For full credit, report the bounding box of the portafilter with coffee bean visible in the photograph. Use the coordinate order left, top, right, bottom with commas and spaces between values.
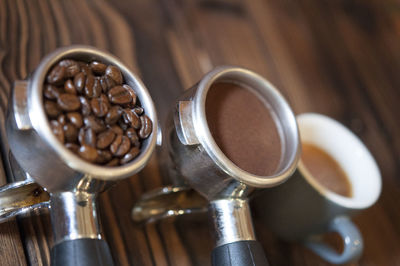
132, 66, 300, 266
0, 45, 158, 266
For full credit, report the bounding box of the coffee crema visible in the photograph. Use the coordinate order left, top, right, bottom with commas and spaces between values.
301, 143, 352, 197
205, 82, 282, 176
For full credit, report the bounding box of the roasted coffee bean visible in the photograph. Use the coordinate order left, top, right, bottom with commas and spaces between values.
50, 120, 64, 143
110, 135, 131, 157
97, 129, 116, 149
44, 84, 62, 100
57, 114, 67, 125
118, 119, 129, 131
83, 115, 106, 133
120, 147, 140, 164
105, 106, 122, 125
59, 59, 80, 77
122, 109, 141, 129
63, 123, 78, 143
95, 150, 113, 164
93, 78, 102, 97
79, 62, 92, 76
90, 61, 107, 75
74, 72, 86, 93
57, 93, 81, 111
64, 79, 77, 94
105, 158, 119, 167
108, 86, 132, 105
104, 75, 116, 89
79, 96, 91, 116
44, 101, 62, 118
91, 96, 109, 117
78, 145, 98, 162
84, 75, 95, 98
126, 128, 139, 145
139, 115, 152, 139
133, 107, 144, 115
105, 65, 123, 85
47, 65, 66, 85
110, 124, 124, 135
99, 76, 108, 93
67, 112, 83, 128
65, 143, 79, 153
78, 127, 96, 147
123, 85, 137, 107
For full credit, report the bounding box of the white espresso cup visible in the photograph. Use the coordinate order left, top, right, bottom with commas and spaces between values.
252, 113, 382, 264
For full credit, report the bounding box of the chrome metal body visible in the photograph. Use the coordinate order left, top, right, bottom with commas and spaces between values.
133, 66, 301, 253
0, 46, 158, 250
50, 192, 101, 245
209, 198, 255, 247
169, 66, 300, 200
6, 45, 158, 192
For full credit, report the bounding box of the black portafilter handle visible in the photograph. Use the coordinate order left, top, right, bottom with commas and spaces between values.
210, 199, 269, 266
51, 238, 114, 266
212, 240, 269, 266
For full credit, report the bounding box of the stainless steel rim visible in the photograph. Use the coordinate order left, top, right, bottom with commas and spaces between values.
193, 66, 300, 188
29, 45, 158, 180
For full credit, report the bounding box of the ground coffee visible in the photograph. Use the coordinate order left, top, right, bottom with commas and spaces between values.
206, 82, 282, 176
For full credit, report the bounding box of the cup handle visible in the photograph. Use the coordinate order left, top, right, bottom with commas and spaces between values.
304, 216, 363, 264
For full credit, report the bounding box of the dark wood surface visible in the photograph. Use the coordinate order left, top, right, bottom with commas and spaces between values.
0, 0, 399, 265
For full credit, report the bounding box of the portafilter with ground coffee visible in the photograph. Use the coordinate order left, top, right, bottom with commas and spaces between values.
132, 66, 300, 266
0, 46, 158, 266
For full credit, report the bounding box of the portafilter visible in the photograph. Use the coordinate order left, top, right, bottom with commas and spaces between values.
132, 66, 300, 266
0, 46, 158, 266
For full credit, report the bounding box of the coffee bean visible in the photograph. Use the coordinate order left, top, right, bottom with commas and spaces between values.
122, 109, 141, 129
59, 59, 80, 77
57, 114, 67, 125
84, 75, 95, 98
44, 84, 62, 100
78, 145, 98, 162
79, 62, 93, 76
99, 76, 108, 93
108, 86, 132, 105
105, 65, 123, 85
67, 112, 83, 128
126, 128, 139, 145
78, 127, 96, 147
90, 61, 107, 75
105, 158, 119, 166
105, 75, 116, 89
139, 115, 152, 139
110, 135, 131, 157
120, 147, 140, 164
57, 93, 81, 111
64, 79, 77, 95
133, 107, 144, 115
50, 120, 64, 143
123, 85, 137, 107
83, 115, 106, 133
63, 123, 78, 143
97, 129, 116, 149
118, 119, 129, 131
91, 96, 109, 117
44, 101, 62, 118
47, 65, 66, 85
105, 106, 122, 125
95, 149, 113, 164
110, 125, 124, 135
74, 72, 86, 93
92, 78, 102, 97
79, 96, 91, 116
65, 143, 79, 153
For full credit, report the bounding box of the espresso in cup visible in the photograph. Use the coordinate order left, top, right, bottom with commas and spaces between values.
205, 82, 282, 176
301, 143, 352, 197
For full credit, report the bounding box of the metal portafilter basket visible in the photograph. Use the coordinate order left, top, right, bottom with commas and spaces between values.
0, 46, 158, 266
132, 66, 300, 265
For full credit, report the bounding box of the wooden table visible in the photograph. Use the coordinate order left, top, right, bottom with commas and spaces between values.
0, 0, 399, 265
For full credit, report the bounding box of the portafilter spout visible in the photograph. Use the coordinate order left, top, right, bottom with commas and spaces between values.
132, 66, 300, 266
1, 46, 158, 266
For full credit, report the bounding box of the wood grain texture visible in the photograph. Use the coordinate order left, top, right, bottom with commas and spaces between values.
0, 0, 399, 265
